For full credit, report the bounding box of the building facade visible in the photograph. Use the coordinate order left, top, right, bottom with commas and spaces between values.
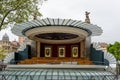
18, 37, 25, 46
0, 33, 20, 54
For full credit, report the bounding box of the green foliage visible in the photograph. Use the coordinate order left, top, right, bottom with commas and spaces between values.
107, 42, 120, 60
0, 46, 7, 54
0, 0, 42, 30
0, 47, 6, 60
0, 54, 5, 60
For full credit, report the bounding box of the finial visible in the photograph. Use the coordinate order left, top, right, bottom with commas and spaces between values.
85, 11, 90, 24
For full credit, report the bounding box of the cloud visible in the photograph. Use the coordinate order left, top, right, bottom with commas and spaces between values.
1, 0, 120, 43
40, 0, 120, 43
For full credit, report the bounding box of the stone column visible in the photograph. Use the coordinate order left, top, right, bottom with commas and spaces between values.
85, 36, 91, 58
80, 40, 85, 58
36, 41, 40, 57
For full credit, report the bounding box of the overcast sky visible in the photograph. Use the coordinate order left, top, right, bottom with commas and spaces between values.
0, 0, 120, 43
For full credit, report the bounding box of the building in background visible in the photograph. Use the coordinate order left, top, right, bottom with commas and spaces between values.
99, 42, 108, 52
18, 37, 25, 45
0, 33, 20, 54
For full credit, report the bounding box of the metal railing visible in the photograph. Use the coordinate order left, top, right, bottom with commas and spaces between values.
0, 60, 118, 80
0, 73, 117, 80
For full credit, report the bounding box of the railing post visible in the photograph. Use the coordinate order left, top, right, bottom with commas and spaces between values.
30, 75, 33, 80
76, 76, 78, 80
45, 75, 47, 80
15, 75, 19, 80
2, 75, 7, 80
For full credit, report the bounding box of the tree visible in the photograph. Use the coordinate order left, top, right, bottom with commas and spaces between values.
0, 54, 5, 60
0, 46, 6, 60
107, 42, 120, 74
0, 0, 43, 30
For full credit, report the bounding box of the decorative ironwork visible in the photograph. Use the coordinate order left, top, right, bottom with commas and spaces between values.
0, 69, 117, 80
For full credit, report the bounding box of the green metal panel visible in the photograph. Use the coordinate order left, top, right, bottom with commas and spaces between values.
90, 45, 104, 65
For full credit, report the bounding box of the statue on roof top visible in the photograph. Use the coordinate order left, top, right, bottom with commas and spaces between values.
85, 11, 90, 24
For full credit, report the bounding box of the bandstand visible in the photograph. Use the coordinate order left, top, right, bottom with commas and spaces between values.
0, 13, 117, 80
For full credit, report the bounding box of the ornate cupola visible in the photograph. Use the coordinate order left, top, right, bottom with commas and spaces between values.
2, 33, 9, 42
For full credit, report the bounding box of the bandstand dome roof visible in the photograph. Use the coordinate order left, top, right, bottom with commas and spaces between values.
11, 18, 103, 43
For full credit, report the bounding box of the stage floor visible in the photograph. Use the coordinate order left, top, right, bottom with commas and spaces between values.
6, 64, 107, 69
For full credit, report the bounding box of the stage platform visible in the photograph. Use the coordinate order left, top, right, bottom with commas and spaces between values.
6, 64, 107, 70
